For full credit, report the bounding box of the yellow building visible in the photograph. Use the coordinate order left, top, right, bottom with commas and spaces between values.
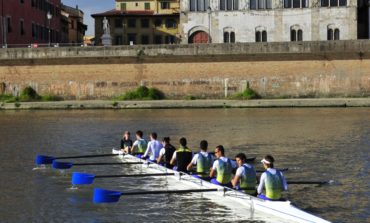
92, 0, 179, 45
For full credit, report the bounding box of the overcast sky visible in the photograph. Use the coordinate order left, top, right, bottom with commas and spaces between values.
62, 0, 115, 36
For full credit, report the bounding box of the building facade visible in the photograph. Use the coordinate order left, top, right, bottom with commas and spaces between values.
0, 0, 61, 47
92, 0, 180, 45
180, 0, 359, 43
61, 4, 87, 45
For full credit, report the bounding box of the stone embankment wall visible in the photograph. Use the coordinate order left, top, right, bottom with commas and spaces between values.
0, 40, 370, 99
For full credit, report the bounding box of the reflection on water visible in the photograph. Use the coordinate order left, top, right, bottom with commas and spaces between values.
0, 108, 369, 223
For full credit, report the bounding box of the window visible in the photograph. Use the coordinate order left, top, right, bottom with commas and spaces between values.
155, 35, 162, 44
127, 33, 136, 44
327, 28, 340, 40
7, 17, 11, 33
165, 35, 175, 44
32, 23, 35, 37
284, 0, 308, 8
115, 35, 123, 45
141, 35, 149, 44
121, 3, 126, 10
128, 19, 136, 28
190, 0, 209, 11
135, 2, 139, 6
321, 0, 346, 6
291, 28, 303, 41
115, 19, 123, 28
141, 19, 149, 28
224, 31, 236, 43
31, 0, 36, 7
165, 19, 177, 29
255, 30, 267, 42
145, 2, 150, 9
161, 2, 170, 9
20, 20, 25, 35
20, 0, 24, 4
224, 32, 229, 43
250, 0, 272, 9
220, 0, 238, 10
230, 32, 235, 43
154, 19, 162, 27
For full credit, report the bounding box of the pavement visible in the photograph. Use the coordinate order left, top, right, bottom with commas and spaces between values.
1, 98, 370, 110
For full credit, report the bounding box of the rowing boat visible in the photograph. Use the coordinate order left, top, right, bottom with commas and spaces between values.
112, 149, 330, 223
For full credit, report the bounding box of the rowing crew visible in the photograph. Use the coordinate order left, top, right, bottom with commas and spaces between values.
120, 130, 288, 201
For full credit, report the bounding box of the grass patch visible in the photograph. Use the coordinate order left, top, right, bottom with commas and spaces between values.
116, 86, 165, 100
1, 87, 64, 103
230, 87, 261, 100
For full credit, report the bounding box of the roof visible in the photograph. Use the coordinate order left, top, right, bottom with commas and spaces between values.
91, 9, 179, 17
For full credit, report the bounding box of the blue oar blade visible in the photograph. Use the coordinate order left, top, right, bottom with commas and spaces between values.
72, 172, 95, 185
35, 155, 55, 165
52, 160, 73, 169
93, 188, 122, 203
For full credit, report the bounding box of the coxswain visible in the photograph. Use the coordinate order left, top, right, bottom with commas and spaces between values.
186, 140, 214, 180
142, 132, 162, 162
131, 130, 148, 158
231, 153, 257, 195
121, 131, 133, 154
209, 145, 237, 187
257, 155, 288, 201
157, 137, 176, 168
170, 137, 193, 172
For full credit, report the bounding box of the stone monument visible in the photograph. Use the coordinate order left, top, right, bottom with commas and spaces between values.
101, 17, 112, 46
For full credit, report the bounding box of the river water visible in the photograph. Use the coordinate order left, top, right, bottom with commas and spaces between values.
0, 108, 368, 223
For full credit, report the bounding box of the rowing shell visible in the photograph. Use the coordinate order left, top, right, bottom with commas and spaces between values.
112, 149, 330, 223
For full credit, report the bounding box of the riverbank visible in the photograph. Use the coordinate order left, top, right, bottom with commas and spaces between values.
1, 98, 370, 109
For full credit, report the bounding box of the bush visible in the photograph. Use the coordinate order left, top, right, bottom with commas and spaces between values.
231, 87, 261, 100
117, 86, 165, 100
41, 95, 64, 101
19, 86, 40, 101
184, 95, 196, 100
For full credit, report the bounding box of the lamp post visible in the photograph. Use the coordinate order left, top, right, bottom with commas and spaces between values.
47, 11, 52, 47
207, 6, 211, 43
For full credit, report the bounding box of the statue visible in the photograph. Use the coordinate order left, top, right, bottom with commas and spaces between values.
101, 17, 112, 46
102, 17, 110, 35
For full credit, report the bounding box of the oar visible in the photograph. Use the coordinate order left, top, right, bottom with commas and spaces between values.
52, 160, 143, 169
287, 180, 329, 185
93, 187, 223, 203
35, 153, 121, 165
72, 172, 175, 185
256, 168, 288, 173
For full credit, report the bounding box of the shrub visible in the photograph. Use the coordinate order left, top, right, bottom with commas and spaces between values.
117, 86, 165, 100
231, 87, 261, 100
19, 86, 40, 101
184, 95, 196, 100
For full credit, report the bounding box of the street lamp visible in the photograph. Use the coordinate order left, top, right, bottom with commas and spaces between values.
207, 6, 211, 43
47, 11, 52, 47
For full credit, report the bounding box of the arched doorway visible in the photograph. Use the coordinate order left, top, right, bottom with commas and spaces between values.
189, 31, 209, 43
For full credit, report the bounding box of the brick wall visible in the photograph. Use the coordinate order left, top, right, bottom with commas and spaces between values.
1, 41, 370, 99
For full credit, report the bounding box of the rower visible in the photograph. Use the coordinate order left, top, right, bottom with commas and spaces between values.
186, 140, 214, 180
131, 130, 148, 158
257, 155, 288, 201
231, 153, 257, 195
121, 131, 133, 154
209, 145, 237, 187
157, 137, 176, 168
170, 137, 193, 172
142, 132, 162, 162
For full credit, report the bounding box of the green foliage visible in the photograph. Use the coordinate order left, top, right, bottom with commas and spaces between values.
112, 101, 118, 107
0, 94, 15, 102
117, 86, 165, 100
19, 86, 40, 101
184, 95, 197, 100
41, 95, 64, 101
14, 102, 21, 108
231, 87, 261, 100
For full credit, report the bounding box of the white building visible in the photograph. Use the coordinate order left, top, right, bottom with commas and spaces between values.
179, 0, 358, 43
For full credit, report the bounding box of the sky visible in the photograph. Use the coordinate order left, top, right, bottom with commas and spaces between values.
62, 0, 115, 36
